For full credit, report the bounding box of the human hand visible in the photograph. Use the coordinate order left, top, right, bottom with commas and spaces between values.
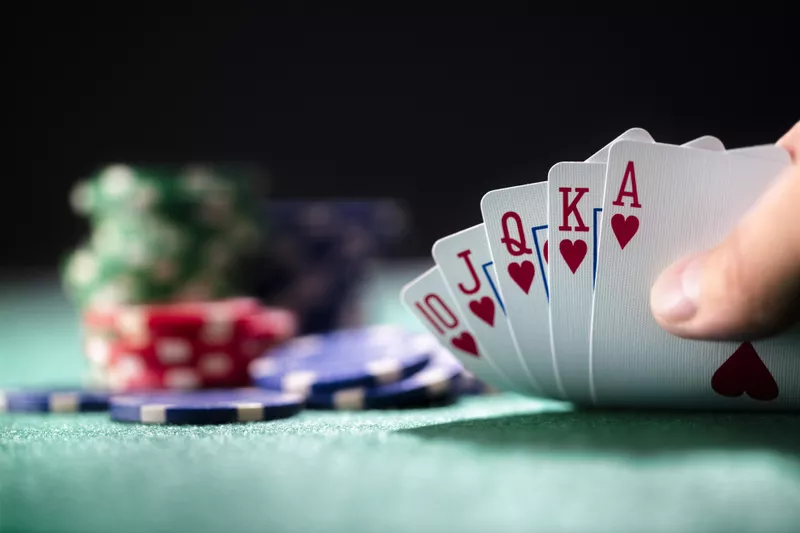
650, 121, 800, 341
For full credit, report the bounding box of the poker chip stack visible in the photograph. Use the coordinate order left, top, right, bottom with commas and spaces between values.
249, 325, 489, 410
82, 298, 297, 392
61, 163, 297, 391
63, 163, 262, 307
252, 199, 409, 335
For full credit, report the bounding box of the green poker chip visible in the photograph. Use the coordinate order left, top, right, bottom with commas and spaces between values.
70, 164, 260, 223
64, 163, 264, 309
61, 246, 239, 308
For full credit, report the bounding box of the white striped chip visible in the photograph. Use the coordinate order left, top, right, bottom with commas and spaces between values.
366, 324, 402, 345
119, 309, 148, 346
69, 181, 91, 213
85, 336, 111, 366
132, 183, 158, 210
285, 335, 323, 358
124, 242, 150, 268
333, 389, 365, 410
163, 369, 200, 390
236, 403, 264, 422
249, 357, 277, 376
365, 358, 402, 384
69, 250, 98, 285
100, 165, 135, 197
201, 308, 235, 345
108, 354, 145, 390
156, 338, 192, 365
199, 352, 233, 377
282, 372, 317, 395
91, 277, 136, 306
49, 393, 80, 413
140, 405, 167, 424
415, 366, 452, 396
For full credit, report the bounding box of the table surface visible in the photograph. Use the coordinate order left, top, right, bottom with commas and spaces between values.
2, 264, 800, 533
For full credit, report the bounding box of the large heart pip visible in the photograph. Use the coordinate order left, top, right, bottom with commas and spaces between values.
451, 331, 479, 357
711, 342, 779, 401
507, 260, 535, 294
611, 214, 639, 250
559, 238, 588, 274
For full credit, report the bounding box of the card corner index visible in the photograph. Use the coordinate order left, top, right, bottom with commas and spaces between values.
430, 235, 449, 258
623, 127, 654, 142
480, 189, 500, 212
548, 161, 571, 178
399, 266, 437, 300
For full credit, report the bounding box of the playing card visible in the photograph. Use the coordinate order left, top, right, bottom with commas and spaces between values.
546, 161, 606, 403
679, 135, 726, 152
480, 182, 564, 398
728, 144, 792, 163
590, 140, 800, 408
400, 266, 513, 391
479, 128, 668, 400
432, 225, 540, 395
545, 134, 724, 402
585, 128, 655, 163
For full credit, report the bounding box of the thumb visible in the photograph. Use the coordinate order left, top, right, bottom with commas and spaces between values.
650, 121, 800, 341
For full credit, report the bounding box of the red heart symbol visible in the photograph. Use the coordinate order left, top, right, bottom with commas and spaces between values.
544, 240, 549, 263
711, 342, 778, 401
611, 214, 639, 250
559, 239, 587, 274
468, 296, 495, 327
507, 261, 535, 294
451, 331, 479, 357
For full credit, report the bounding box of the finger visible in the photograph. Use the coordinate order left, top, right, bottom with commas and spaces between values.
649, 146, 800, 341
778, 120, 800, 160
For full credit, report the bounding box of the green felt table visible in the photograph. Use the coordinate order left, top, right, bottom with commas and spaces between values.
2, 264, 800, 533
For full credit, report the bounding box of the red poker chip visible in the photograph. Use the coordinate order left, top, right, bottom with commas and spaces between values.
83, 298, 261, 337
106, 344, 254, 391
83, 299, 294, 348
82, 300, 297, 392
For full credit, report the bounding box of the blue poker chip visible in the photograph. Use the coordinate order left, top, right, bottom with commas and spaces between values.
109, 388, 305, 425
456, 372, 495, 396
305, 341, 464, 410
0, 387, 110, 413
250, 325, 433, 394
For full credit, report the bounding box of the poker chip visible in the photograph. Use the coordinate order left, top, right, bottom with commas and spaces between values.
249, 325, 433, 395
456, 372, 495, 396
83, 297, 263, 339
62, 164, 262, 309
252, 199, 408, 334
81, 299, 297, 392
304, 343, 464, 410
0, 387, 110, 413
109, 388, 304, 425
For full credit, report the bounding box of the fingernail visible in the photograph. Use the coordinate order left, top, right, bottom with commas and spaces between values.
651, 255, 704, 323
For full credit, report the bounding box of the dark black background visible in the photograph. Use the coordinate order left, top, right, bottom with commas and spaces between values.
7, 15, 798, 269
